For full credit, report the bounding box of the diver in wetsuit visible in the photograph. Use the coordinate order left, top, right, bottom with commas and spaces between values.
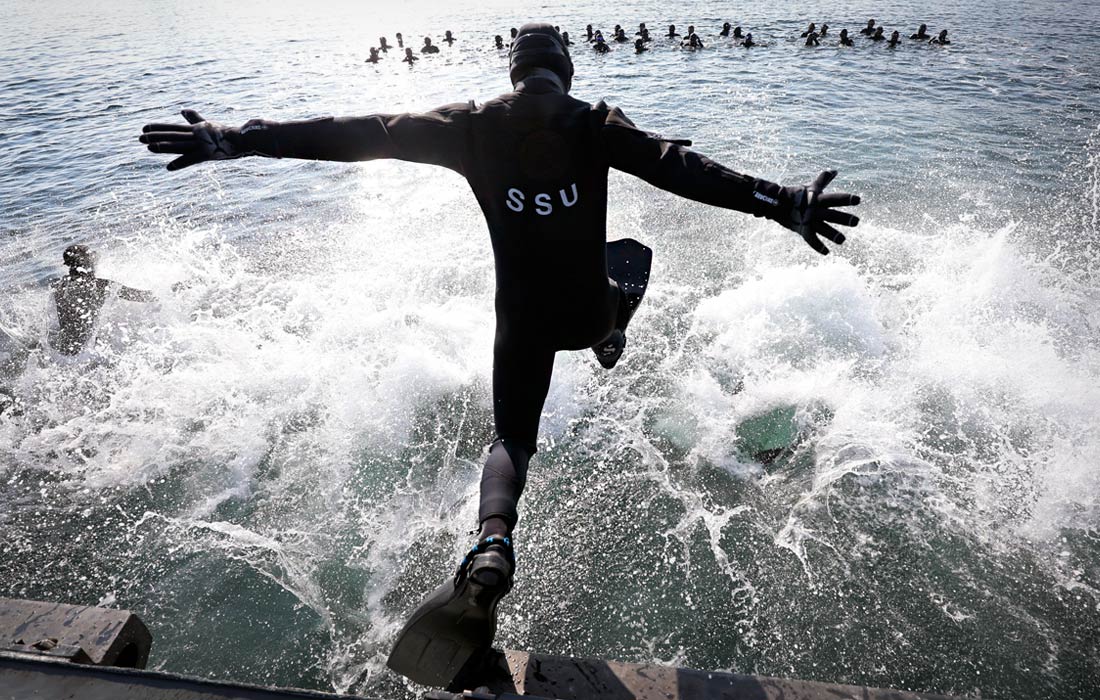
801, 22, 817, 38
614, 28, 629, 42
636, 22, 647, 36
667, 24, 679, 39
733, 25, 744, 39
494, 35, 505, 50
887, 30, 901, 47
444, 30, 456, 46
396, 33, 404, 49
871, 26, 886, 41
379, 36, 391, 52
860, 19, 876, 35
49, 245, 155, 356
138, 22, 861, 685
911, 24, 930, 40
838, 28, 854, 46
819, 23, 829, 36
422, 37, 440, 53
682, 32, 704, 49
593, 34, 611, 52
585, 24, 594, 41
562, 31, 572, 45
402, 48, 418, 63
635, 38, 647, 53
805, 31, 820, 47
366, 47, 381, 63
742, 32, 756, 47
720, 22, 731, 37
930, 29, 950, 45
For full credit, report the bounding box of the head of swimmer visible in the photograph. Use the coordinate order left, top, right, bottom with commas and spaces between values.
63, 244, 98, 276
509, 23, 574, 93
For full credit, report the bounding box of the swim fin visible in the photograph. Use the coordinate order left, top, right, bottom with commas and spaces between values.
386, 536, 515, 688
593, 238, 652, 369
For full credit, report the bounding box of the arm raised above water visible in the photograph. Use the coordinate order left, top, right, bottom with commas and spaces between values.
139, 106, 471, 174
600, 104, 861, 255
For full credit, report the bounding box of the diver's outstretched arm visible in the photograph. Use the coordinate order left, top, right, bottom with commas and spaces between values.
140, 107, 470, 173
601, 105, 860, 255
115, 285, 156, 303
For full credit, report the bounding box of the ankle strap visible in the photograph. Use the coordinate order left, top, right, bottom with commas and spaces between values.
454, 535, 515, 583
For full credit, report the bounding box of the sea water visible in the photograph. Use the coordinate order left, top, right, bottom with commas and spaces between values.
1, 0, 1098, 697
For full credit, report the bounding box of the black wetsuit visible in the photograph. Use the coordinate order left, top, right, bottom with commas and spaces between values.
50, 274, 153, 355
227, 77, 786, 529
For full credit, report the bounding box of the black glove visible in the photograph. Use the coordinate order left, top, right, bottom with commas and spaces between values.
139, 110, 246, 171
756, 170, 861, 255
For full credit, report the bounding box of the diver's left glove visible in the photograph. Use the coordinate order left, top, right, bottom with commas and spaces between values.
139, 110, 251, 171
753, 170, 861, 255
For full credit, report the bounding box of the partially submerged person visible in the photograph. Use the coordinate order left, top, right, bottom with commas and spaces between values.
561, 31, 572, 45
742, 32, 756, 47
860, 19, 876, 36
636, 22, 647, 36
804, 31, 820, 47
910, 23, 930, 40
930, 29, 950, 45
422, 37, 440, 53
800, 22, 817, 38
720, 22, 731, 37
593, 34, 611, 52
494, 35, 505, 50
585, 24, 594, 41
887, 30, 901, 47
49, 245, 154, 356
667, 23, 679, 39
396, 32, 404, 48
139, 22, 860, 688
682, 32, 704, 49
614, 28, 629, 42
402, 47, 418, 63
634, 37, 647, 53
733, 25, 744, 39
819, 23, 829, 36
378, 36, 391, 52
838, 28, 854, 46
639, 27, 651, 42
871, 26, 886, 41
443, 30, 456, 45
366, 47, 381, 63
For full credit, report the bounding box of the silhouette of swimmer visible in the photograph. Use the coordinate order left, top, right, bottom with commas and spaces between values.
887, 30, 901, 47
636, 22, 647, 36
720, 22, 731, 37
379, 36, 391, 52
860, 19, 876, 36
367, 47, 381, 63
396, 32, 404, 48
741, 33, 756, 47
804, 32, 820, 47
682, 32, 704, 49
930, 29, 950, 45
733, 26, 744, 39
667, 24, 679, 39
801, 22, 817, 38
871, 26, 885, 41
444, 30, 455, 45
510, 27, 518, 40
838, 28, 854, 46
562, 31, 572, 45
403, 48, 418, 63
635, 38, 647, 53
819, 23, 829, 36
614, 28, 629, 42
495, 35, 505, 49
593, 35, 611, 53
586, 24, 594, 41
422, 37, 440, 53
911, 24, 930, 40
50, 245, 155, 356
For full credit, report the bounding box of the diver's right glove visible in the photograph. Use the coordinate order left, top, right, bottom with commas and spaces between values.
753, 170, 861, 255
139, 109, 256, 171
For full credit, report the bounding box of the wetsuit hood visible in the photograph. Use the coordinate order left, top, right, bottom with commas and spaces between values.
509, 22, 573, 93
63, 244, 97, 274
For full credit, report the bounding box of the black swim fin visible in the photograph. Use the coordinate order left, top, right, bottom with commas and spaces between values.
593, 238, 652, 369
386, 536, 514, 688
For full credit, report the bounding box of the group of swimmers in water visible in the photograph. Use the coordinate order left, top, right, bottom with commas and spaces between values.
365, 19, 952, 64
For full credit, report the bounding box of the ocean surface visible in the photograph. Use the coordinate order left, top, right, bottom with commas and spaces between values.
1, 0, 1099, 697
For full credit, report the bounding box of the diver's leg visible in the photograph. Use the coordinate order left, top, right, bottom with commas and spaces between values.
478, 330, 556, 539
